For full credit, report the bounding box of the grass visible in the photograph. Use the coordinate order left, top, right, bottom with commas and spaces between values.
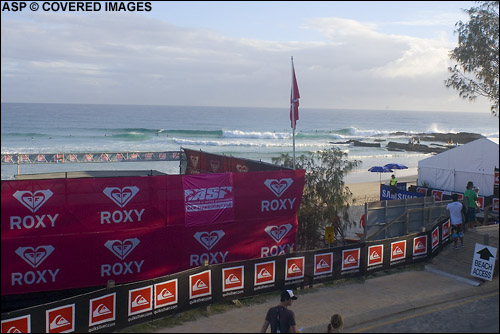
116, 262, 426, 333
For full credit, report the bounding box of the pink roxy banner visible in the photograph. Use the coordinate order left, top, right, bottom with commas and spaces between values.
1, 169, 304, 295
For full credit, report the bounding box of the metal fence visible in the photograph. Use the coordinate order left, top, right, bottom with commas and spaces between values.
365, 196, 451, 241
1, 151, 184, 164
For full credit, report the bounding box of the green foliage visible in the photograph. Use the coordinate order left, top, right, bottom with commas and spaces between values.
445, 1, 499, 116
272, 148, 360, 250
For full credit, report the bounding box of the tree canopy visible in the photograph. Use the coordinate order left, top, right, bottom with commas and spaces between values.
272, 148, 360, 250
445, 1, 499, 117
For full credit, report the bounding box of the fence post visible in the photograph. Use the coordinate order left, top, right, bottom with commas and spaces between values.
384, 200, 388, 239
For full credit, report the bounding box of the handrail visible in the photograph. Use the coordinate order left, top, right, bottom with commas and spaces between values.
366, 203, 449, 240
482, 203, 498, 225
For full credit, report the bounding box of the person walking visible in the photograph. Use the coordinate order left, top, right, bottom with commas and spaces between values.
260, 290, 298, 333
464, 181, 478, 229
327, 314, 344, 333
446, 193, 464, 249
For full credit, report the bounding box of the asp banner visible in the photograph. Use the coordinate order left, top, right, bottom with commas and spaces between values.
1, 169, 305, 295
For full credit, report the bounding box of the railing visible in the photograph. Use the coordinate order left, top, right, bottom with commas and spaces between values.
1, 151, 184, 164
482, 203, 498, 225
365, 197, 451, 241
1, 151, 186, 176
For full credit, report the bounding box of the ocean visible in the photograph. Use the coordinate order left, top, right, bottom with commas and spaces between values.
1, 102, 498, 182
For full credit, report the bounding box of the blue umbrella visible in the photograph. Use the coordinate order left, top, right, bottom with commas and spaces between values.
384, 163, 408, 177
383, 163, 408, 170
368, 166, 393, 184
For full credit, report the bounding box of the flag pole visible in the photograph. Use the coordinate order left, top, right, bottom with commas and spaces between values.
291, 56, 296, 170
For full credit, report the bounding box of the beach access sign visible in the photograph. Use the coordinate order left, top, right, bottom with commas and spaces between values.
470, 243, 497, 281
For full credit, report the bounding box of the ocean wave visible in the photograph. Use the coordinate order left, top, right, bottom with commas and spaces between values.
347, 152, 432, 160
222, 130, 291, 139
172, 138, 328, 148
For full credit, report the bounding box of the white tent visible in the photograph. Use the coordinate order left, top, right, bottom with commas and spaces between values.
417, 137, 499, 196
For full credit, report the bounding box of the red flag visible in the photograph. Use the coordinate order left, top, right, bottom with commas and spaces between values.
290, 62, 300, 129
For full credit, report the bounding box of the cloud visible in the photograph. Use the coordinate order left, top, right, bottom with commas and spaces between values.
0, 11, 491, 112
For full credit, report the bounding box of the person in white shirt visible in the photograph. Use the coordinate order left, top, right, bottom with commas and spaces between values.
446, 193, 464, 249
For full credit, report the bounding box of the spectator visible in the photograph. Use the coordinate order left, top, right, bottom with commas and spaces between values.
327, 314, 344, 333
446, 193, 464, 248
261, 290, 298, 333
464, 181, 478, 229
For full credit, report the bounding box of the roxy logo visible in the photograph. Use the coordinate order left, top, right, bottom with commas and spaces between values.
13, 190, 53, 213
264, 178, 293, 197
191, 231, 228, 266
104, 238, 140, 260
193, 231, 225, 250
15, 245, 54, 268
12, 245, 60, 286
265, 224, 292, 243
103, 186, 139, 208
102, 238, 144, 277
261, 178, 296, 212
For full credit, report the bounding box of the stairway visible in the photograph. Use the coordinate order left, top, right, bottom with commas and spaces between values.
425, 224, 499, 285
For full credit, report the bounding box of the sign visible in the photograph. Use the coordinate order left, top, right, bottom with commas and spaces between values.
341, 248, 360, 271
380, 185, 425, 201
285, 257, 304, 280
314, 252, 333, 276
325, 226, 334, 244
1, 315, 31, 333
367, 244, 384, 267
470, 243, 497, 281
46, 304, 75, 333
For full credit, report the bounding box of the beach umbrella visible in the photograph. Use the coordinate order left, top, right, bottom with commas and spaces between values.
383, 163, 408, 170
383, 163, 408, 176
368, 166, 393, 184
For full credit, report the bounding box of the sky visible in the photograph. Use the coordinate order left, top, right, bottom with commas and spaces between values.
0, 1, 493, 113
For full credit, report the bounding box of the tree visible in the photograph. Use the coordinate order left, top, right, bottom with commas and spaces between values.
445, 1, 499, 117
272, 148, 360, 250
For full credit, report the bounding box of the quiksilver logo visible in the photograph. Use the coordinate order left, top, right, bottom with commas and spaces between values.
15, 245, 55, 268
265, 224, 292, 243
103, 186, 139, 208
193, 231, 225, 250
225, 274, 240, 285
158, 289, 174, 300
316, 259, 330, 269
13, 190, 53, 213
257, 268, 272, 279
264, 178, 293, 197
132, 295, 148, 307
393, 246, 404, 256
288, 264, 302, 274
344, 255, 357, 264
93, 304, 111, 317
369, 251, 381, 261
50, 315, 70, 330
193, 279, 208, 291
104, 238, 140, 260
415, 241, 425, 250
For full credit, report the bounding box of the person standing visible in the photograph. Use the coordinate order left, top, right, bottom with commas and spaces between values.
446, 193, 464, 248
260, 290, 298, 333
327, 314, 344, 333
390, 175, 398, 194
464, 181, 478, 229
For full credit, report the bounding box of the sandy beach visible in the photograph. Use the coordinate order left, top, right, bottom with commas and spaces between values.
346, 174, 418, 205
342, 175, 418, 238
